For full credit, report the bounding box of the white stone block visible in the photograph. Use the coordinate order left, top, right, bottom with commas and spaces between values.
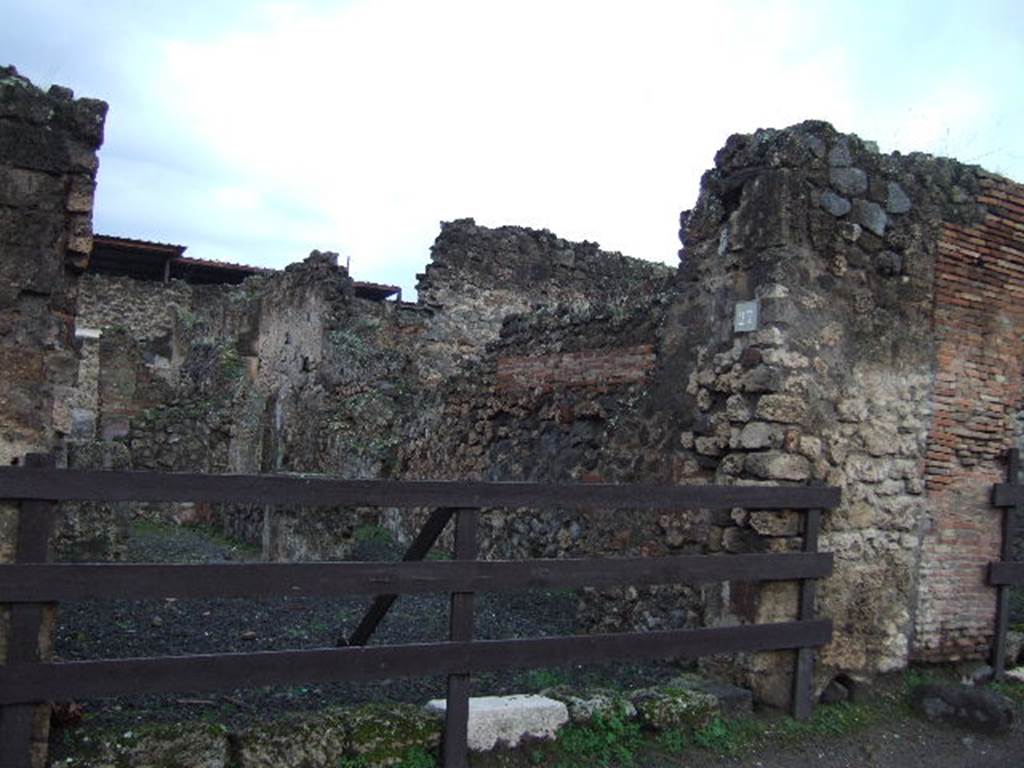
425, 694, 568, 752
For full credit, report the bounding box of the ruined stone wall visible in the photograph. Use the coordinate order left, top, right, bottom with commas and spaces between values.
663, 121, 1024, 701
0, 65, 106, 767
7, 60, 1023, 726
415, 218, 674, 382
70, 220, 676, 562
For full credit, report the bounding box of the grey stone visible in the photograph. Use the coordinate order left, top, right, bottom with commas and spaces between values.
739, 421, 776, 449
725, 394, 751, 422
755, 393, 807, 424
668, 674, 753, 715
630, 687, 719, 732
745, 451, 811, 481
851, 199, 887, 237
910, 683, 1014, 734
876, 250, 903, 276
799, 132, 826, 159
886, 181, 912, 214
828, 140, 852, 167
819, 190, 851, 217
81, 723, 229, 768
542, 686, 636, 725
829, 167, 868, 197
838, 221, 862, 241
1006, 630, 1024, 666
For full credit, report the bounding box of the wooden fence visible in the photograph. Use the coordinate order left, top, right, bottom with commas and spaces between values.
0, 456, 839, 767
990, 448, 1024, 677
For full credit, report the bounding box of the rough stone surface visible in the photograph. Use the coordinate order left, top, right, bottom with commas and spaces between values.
234, 710, 350, 768
235, 704, 439, 767
53, 723, 228, 768
829, 167, 868, 196
819, 190, 852, 217
667, 673, 754, 715
630, 687, 720, 732
850, 198, 888, 236
542, 686, 637, 725
886, 181, 912, 213
0, 65, 106, 768
425, 695, 568, 751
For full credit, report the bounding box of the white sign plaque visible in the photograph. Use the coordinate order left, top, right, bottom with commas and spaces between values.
734, 299, 760, 333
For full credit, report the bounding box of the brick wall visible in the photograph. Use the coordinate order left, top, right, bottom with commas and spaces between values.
496, 345, 656, 391
914, 174, 1024, 660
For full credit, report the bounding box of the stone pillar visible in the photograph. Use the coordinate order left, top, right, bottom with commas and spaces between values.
0, 65, 106, 766
668, 120, 1021, 705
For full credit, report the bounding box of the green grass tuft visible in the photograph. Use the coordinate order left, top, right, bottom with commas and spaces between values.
555, 707, 644, 768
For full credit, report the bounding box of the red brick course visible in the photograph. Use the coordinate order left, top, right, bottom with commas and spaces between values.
915, 174, 1024, 660
496, 345, 656, 392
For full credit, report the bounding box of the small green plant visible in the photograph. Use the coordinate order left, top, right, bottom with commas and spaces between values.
990, 679, 1024, 705
523, 668, 566, 691
219, 346, 244, 380
353, 524, 395, 545
395, 747, 435, 768
337, 747, 434, 768
692, 715, 759, 755
555, 706, 643, 768
775, 701, 879, 742
655, 728, 688, 755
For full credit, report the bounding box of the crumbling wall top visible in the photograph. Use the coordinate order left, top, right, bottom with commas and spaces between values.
0, 65, 107, 158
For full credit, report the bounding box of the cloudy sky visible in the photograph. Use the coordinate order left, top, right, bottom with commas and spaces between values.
2, 1, 1022, 296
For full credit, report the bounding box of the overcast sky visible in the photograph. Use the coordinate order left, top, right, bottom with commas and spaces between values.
3, 1, 1022, 296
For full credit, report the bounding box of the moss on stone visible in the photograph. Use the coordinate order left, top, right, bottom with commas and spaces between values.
234, 708, 350, 767
630, 687, 719, 733
346, 702, 440, 766
56, 721, 228, 768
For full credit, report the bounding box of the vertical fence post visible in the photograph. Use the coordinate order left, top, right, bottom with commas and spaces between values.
443, 508, 478, 768
993, 449, 1019, 679
791, 507, 821, 720
0, 453, 58, 768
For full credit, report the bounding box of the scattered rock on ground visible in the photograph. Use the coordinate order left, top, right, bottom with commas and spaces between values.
910, 683, 1015, 734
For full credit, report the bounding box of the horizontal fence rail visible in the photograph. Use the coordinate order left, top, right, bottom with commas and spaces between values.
0, 620, 833, 705
0, 467, 840, 509
0, 552, 834, 601
993, 483, 1024, 507
0, 462, 840, 768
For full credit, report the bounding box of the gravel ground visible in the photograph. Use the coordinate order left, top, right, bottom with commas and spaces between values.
52, 521, 682, 732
